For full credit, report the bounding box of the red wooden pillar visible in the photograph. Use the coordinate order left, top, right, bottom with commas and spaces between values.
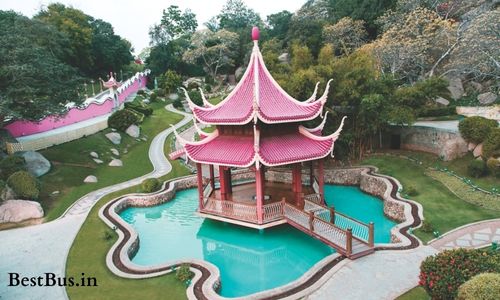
219, 166, 227, 200
196, 163, 204, 209
309, 161, 314, 187
255, 166, 264, 224
318, 159, 325, 204
209, 164, 215, 189
226, 168, 232, 194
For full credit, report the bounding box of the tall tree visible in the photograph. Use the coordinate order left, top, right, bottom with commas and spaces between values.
266, 11, 293, 42
0, 11, 81, 125
323, 17, 368, 56
149, 5, 197, 46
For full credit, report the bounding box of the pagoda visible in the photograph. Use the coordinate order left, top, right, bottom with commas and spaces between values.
170, 27, 374, 258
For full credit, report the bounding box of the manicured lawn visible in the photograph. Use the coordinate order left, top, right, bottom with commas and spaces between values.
209, 95, 224, 105
396, 286, 429, 300
39, 101, 184, 220
66, 132, 191, 300
360, 155, 499, 242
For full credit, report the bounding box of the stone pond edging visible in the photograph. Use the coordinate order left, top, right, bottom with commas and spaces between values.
99, 166, 424, 300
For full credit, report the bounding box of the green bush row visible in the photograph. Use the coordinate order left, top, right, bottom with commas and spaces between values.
124, 102, 153, 117
459, 116, 498, 144
108, 109, 139, 131
141, 178, 161, 193
6, 171, 41, 201
418, 106, 456, 117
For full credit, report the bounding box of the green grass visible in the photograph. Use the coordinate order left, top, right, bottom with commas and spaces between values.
39, 101, 184, 220
209, 95, 224, 105
396, 286, 429, 300
360, 155, 499, 242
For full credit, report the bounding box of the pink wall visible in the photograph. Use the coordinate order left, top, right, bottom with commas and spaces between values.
5, 73, 148, 138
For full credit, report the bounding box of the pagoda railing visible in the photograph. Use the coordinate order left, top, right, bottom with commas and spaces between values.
304, 193, 322, 205
201, 199, 285, 224
263, 202, 283, 223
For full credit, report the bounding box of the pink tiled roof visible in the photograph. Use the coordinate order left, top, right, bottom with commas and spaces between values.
184, 135, 255, 167
186, 40, 331, 125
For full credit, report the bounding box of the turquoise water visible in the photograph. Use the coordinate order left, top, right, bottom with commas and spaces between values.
119, 185, 396, 297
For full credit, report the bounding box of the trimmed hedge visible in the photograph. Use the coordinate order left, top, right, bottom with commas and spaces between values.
419, 248, 500, 300
418, 106, 456, 117
141, 178, 161, 193
6, 171, 41, 200
0, 155, 26, 180
458, 116, 498, 144
457, 273, 500, 300
108, 109, 139, 131
124, 102, 153, 117
486, 157, 500, 178
483, 128, 500, 158
173, 99, 183, 110
467, 159, 487, 178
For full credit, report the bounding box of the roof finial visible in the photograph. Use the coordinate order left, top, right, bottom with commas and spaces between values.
251, 26, 260, 41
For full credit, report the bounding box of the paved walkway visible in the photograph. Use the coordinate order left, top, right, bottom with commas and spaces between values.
308, 247, 437, 300
0, 105, 192, 300
412, 120, 459, 132
430, 219, 500, 251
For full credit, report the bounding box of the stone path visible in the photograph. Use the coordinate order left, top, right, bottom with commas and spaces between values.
412, 120, 459, 132
0, 105, 192, 300
430, 219, 500, 251
308, 247, 438, 300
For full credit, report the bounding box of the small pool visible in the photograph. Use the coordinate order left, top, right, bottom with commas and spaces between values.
119, 185, 396, 297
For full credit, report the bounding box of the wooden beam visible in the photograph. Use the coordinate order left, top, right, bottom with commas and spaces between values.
369, 222, 374, 248
346, 228, 353, 257
196, 163, 204, 209
209, 164, 214, 189
309, 161, 314, 187
255, 166, 264, 224
219, 165, 227, 200
318, 159, 325, 204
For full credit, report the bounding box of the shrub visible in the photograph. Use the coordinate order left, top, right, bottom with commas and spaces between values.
173, 99, 183, 110
419, 248, 500, 300
188, 90, 203, 106
108, 109, 139, 131
467, 159, 487, 178
204, 84, 212, 93
458, 116, 498, 144
486, 157, 500, 178
420, 221, 434, 233
102, 229, 114, 241
149, 92, 158, 102
457, 273, 500, 300
136, 89, 145, 95
155, 88, 166, 97
141, 178, 161, 193
6, 171, 40, 200
204, 75, 215, 85
175, 263, 193, 282
124, 102, 153, 117
418, 106, 456, 117
405, 185, 419, 196
0, 155, 26, 180
159, 70, 181, 93
483, 128, 500, 158
187, 81, 200, 90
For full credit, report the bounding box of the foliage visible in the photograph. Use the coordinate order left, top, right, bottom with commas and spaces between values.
405, 185, 419, 196
158, 70, 182, 94
486, 158, 500, 178
290, 43, 314, 71
418, 106, 456, 117
108, 109, 139, 132
0, 11, 81, 124
266, 11, 293, 41
149, 5, 197, 46
6, 171, 41, 201
141, 178, 161, 193
323, 17, 367, 56
149, 92, 158, 102
173, 99, 183, 110
0, 155, 26, 180
420, 221, 434, 233
457, 273, 500, 300
124, 103, 153, 117
175, 263, 193, 282
467, 159, 487, 178
287, 16, 324, 58
419, 248, 500, 300
483, 128, 500, 159
187, 90, 203, 107
183, 29, 239, 77
458, 116, 498, 144
155, 89, 166, 97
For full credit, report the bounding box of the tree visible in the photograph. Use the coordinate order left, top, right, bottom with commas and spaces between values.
323, 17, 368, 56
158, 70, 182, 94
149, 5, 197, 46
266, 11, 293, 41
0, 11, 81, 125
183, 29, 239, 78
35, 3, 94, 73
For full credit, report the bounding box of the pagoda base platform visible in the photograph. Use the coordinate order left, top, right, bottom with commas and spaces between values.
196, 211, 287, 229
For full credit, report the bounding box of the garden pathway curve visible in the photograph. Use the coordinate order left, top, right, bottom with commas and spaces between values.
430, 219, 500, 251
0, 105, 192, 300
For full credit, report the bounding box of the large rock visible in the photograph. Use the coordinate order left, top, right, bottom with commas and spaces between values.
168, 93, 179, 100
469, 81, 484, 93
473, 143, 483, 158
435, 96, 450, 106
21, 151, 51, 177
468, 142, 477, 152
90, 151, 99, 158
125, 125, 140, 138
84, 175, 98, 183
93, 158, 103, 164
447, 77, 465, 100
278, 53, 289, 63
477, 92, 497, 105
110, 148, 119, 156
440, 138, 468, 161
0, 200, 44, 223
0, 186, 17, 201
235, 67, 244, 80
105, 132, 121, 145
108, 159, 123, 167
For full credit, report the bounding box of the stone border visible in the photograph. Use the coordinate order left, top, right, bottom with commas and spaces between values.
99, 166, 423, 299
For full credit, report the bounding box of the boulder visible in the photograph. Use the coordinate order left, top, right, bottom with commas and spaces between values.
473, 143, 483, 158
105, 132, 121, 145
469, 81, 484, 93
440, 137, 468, 161
84, 175, 98, 183
278, 53, 289, 63
168, 93, 179, 100
125, 125, 140, 138
477, 92, 497, 105
435, 96, 450, 106
142, 99, 150, 104
0, 200, 44, 223
108, 159, 123, 167
22, 151, 51, 177
468, 142, 477, 152
93, 158, 103, 164
1, 186, 17, 201
110, 148, 119, 156
51, 191, 60, 195
447, 77, 465, 100
235, 67, 244, 80
90, 151, 99, 158
227, 74, 236, 85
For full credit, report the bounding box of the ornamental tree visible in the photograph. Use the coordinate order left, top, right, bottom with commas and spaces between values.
323, 17, 367, 56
